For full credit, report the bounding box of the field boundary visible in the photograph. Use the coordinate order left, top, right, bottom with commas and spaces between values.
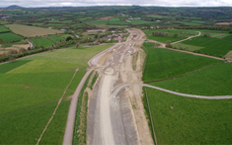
144, 87, 158, 145
145, 61, 224, 83
36, 69, 79, 145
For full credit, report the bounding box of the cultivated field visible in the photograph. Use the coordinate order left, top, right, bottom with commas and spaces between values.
142, 42, 221, 82
6, 24, 63, 37
181, 36, 232, 57
145, 88, 232, 144
151, 62, 232, 96
0, 25, 10, 33
0, 32, 24, 43
144, 29, 198, 43
0, 44, 113, 144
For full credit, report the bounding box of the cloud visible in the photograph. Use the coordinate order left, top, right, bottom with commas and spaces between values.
0, 0, 232, 7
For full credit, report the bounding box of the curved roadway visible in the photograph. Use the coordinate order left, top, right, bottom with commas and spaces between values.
112, 83, 232, 100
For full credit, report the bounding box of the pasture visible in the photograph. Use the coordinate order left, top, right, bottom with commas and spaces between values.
30, 37, 55, 48
6, 24, 63, 37
145, 88, 232, 144
151, 62, 232, 96
181, 36, 232, 57
144, 29, 198, 43
142, 42, 220, 82
0, 32, 24, 43
0, 44, 113, 144
129, 20, 156, 25
0, 25, 10, 33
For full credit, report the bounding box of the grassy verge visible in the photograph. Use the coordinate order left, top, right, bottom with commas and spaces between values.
73, 71, 99, 144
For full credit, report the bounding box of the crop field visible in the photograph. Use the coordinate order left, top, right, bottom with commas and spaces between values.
171, 43, 204, 51
145, 88, 232, 144
129, 20, 156, 25
222, 34, 232, 41
86, 20, 107, 25
30, 37, 55, 48
0, 25, 10, 33
6, 24, 63, 37
0, 44, 113, 144
181, 36, 232, 57
151, 62, 232, 96
0, 32, 24, 43
144, 29, 198, 43
142, 43, 220, 82
47, 35, 66, 43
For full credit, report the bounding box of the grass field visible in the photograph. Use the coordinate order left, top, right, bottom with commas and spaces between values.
181, 36, 232, 57
6, 24, 63, 37
0, 44, 113, 144
0, 32, 24, 43
145, 88, 232, 144
171, 43, 204, 51
30, 37, 55, 48
144, 29, 198, 43
142, 42, 220, 82
222, 34, 232, 41
0, 25, 10, 33
151, 62, 232, 96
47, 35, 66, 43
129, 20, 156, 25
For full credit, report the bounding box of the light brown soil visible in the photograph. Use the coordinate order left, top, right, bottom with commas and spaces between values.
0, 43, 30, 55
65, 95, 73, 101
98, 52, 112, 66
211, 33, 226, 37
99, 16, 113, 20
225, 50, 232, 61
216, 22, 232, 25
24, 86, 31, 89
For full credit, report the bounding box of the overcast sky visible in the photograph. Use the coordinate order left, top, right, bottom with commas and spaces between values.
1, 0, 232, 7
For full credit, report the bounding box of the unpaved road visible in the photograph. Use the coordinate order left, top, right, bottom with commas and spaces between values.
112, 83, 232, 100
87, 28, 153, 145
171, 31, 201, 44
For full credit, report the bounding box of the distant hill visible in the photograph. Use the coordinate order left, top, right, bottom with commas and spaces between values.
6, 5, 23, 9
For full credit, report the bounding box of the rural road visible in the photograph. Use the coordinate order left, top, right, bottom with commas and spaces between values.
62, 44, 119, 145
171, 31, 201, 44
112, 83, 232, 100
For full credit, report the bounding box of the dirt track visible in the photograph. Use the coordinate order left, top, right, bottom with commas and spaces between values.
112, 83, 232, 100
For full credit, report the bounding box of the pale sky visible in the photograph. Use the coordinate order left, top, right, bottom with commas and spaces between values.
0, 0, 232, 7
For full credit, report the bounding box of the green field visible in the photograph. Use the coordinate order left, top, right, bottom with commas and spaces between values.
6, 24, 63, 37
151, 62, 232, 96
181, 36, 232, 57
129, 20, 156, 25
47, 35, 66, 43
0, 25, 10, 33
144, 29, 198, 43
145, 88, 232, 144
30, 37, 55, 48
142, 42, 220, 82
0, 44, 113, 144
222, 34, 232, 41
171, 43, 204, 51
0, 32, 24, 43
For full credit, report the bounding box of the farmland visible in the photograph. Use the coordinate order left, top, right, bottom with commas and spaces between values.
0, 44, 113, 144
0, 25, 10, 33
145, 88, 232, 144
30, 37, 55, 48
0, 32, 24, 43
151, 62, 232, 96
142, 42, 221, 82
6, 24, 63, 37
144, 29, 198, 43
180, 36, 232, 57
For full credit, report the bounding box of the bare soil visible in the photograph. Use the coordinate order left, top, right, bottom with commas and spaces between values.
99, 16, 113, 20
